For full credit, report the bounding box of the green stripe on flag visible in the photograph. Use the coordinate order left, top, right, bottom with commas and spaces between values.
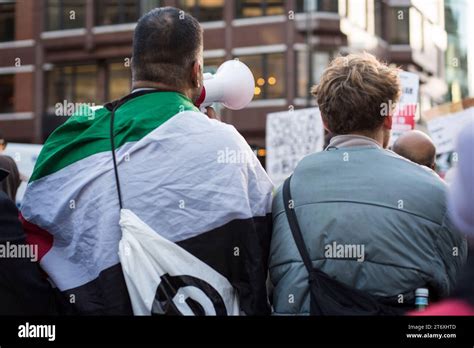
31, 92, 198, 182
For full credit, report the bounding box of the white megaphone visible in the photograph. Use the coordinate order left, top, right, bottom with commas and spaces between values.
195, 59, 255, 111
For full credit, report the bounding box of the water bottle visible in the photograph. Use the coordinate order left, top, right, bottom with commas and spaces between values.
415, 288, 429, 311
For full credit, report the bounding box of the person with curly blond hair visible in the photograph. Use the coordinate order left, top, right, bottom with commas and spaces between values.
269, 53, 466, 315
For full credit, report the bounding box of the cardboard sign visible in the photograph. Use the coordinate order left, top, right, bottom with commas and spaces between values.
427, 107, 474, 154
266, 108, 324, 187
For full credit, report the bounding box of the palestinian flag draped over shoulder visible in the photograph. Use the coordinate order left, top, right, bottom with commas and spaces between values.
20, 91, 273, 315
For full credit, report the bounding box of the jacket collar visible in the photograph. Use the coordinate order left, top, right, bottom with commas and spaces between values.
326, 134, 382, 150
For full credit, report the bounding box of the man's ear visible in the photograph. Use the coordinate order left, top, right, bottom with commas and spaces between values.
383, 115, 393, 130
321, 114, 331, 132
191, 61, 202, 88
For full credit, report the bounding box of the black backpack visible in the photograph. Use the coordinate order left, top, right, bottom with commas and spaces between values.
282, 176, 407, 316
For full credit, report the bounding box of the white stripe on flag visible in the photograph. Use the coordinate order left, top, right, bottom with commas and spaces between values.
21, 111, 273, 290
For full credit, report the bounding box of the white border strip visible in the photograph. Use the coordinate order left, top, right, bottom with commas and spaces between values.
0, 40, 35, 50
0, 65, 34, 74
232, 44, 286, 56
201, 21, 226, 30
389, 44, 412, 52
88, 20, 224, 35
293, 98, 317, 107
41, 28, 86, 39
247, 99, 287, 108
294, 12, 340, 21
0, 112, 34, 121
293, 43, 307, 51
232, 15, 286, 27
92, 23, 136, 34
203, 49, 226, 59
386, 0, 411, 6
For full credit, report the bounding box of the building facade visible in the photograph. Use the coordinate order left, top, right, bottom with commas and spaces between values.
0, 0, 456, 155
444, 0, 469, 103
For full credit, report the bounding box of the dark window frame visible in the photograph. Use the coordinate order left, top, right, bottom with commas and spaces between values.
386, 6, 410, 45
94, 0, 163, 26
294, 49, 334, 99
45, 0, 87, 31
235, 0, 285, 18
236, 52, 285, 100
0, 1, 15, 42
0, 74, 15, 114
296, 0, 339, 13
106, 59, 132, 101
46, 63, 99, 109
179, 0, 224, 22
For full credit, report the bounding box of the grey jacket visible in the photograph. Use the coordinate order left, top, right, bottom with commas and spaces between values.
269, 141, 467, 315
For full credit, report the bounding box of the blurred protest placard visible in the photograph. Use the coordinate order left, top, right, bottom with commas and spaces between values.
3, 143, 43, 204
427, 107, 474, 154
390, 71, 420, 146
266, 108, 324, 187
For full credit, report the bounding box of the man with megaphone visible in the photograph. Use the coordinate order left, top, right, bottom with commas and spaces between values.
21, 7, 274, 316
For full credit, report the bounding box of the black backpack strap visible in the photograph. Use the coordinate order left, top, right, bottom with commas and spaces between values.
109, 105, 124, 210
282, 176, 316, 281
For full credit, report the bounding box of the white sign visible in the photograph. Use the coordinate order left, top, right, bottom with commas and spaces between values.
427, 107, 474, 154
390, 71, 420, 146
398, 71, 420, 105
266, 108, 324, 187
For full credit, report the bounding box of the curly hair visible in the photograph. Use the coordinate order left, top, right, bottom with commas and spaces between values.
311, 53, 401, 135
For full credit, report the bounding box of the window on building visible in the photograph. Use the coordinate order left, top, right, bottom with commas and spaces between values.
265, 53, 285, 99
108, 62, 131, 101
45, 0, 86, 31
237, 53, 285, 100
95, 0, 161, 26
179, 0, 224, 22
235, 0, 285, 18
296, 0, 338, 13
312, 52, 330, 85
46, 64, 98, 112
0, 75, 14, 113
445, 1, 465, 36
0, 1, 15, 42
204, 57, 225, 74
373, 0, 384, 38
387, 7, 410, 44
296, 50, 331, 98
296, 51, 308, 98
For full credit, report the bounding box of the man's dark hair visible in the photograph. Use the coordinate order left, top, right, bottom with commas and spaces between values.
132, 7, 203, 88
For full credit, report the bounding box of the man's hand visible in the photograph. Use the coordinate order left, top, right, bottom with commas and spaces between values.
205, 107, 221, 121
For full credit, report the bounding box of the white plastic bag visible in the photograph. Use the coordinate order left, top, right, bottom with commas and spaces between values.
118, 209, 240, 316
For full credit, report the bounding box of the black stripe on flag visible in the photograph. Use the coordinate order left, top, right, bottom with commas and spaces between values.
57, 215, 272, 315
